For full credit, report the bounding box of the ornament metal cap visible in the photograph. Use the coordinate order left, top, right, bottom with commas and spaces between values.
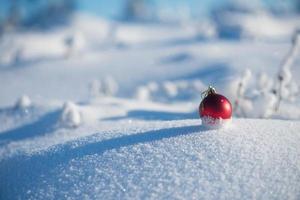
201, 86, 216, 99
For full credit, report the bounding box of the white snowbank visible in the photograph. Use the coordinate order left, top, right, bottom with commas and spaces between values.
0, 118, 299, 199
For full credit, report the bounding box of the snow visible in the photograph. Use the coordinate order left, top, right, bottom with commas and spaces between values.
214, 9, 300, 40
200, 116, 232, 128
0, 12, 300, 199
59, 102, 81, 128
1, 118, 300, 199
135, 86, 151, 101
15, 95, 32, 110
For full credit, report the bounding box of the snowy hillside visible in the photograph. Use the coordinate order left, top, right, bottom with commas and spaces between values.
0, 12, 300, 199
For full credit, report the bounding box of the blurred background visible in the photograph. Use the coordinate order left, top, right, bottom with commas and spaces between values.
0, 0, 300, 120
0, 0, 300, 31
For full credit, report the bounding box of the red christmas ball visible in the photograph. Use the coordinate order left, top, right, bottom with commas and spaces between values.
199, 87, 232, 125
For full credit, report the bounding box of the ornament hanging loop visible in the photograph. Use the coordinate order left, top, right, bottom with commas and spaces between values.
201, 86, 216, 99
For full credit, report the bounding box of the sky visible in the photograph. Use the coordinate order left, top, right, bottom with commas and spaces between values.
77, 0, 228, 19
0, 0, 297, 22
0, 0, 228, 21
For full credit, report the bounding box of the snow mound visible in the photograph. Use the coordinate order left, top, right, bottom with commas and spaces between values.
59, 102, 81, 128
15, 95, 32, 110
0, 118, 299, 199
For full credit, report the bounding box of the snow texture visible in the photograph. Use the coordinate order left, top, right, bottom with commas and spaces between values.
201, 116, 232, 128
0, 118, 300, 199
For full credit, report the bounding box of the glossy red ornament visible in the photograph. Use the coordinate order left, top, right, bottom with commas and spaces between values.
199, 86, 232, 121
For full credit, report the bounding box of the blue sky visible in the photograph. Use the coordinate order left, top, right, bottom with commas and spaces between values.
77, 0, 227, 19
77, 0, 125, 19
0, 0, 297, 21
0, 0, 228, 20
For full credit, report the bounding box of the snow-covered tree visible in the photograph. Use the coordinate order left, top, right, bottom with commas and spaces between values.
232, 31, 300, 118
233, 69, 253, 117
232, 68, 284, 118
163, 81, 178, 98
274, 30, 300, 111
64, 34, 74, 58
88, 76, 119, 98
134, 79, 206, 103
63, 32, 85, 58
135, 86, 151, 101
89, 80, 102, 98
102, 76, 119, 96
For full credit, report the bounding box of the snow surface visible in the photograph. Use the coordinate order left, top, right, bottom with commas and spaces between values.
1, 117, 300, 199
0, 13, 300, 199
